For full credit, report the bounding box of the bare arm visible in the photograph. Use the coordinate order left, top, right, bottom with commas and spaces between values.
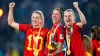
49, 42, 63, 56
8, 2, 19, 30
73, 2, 87, 28
54, 42, 63, 55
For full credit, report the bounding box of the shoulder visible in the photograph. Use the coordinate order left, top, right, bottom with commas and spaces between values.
73, 22, 84, 30
19, 24, 31, 27
56, 24, 65, 33
58, 24, 64, 29
42, 28, 49, 32
75, 22, 85, 28
74, 22, 79, 27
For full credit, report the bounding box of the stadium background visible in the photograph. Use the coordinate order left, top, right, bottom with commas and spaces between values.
0, 0, 100, 56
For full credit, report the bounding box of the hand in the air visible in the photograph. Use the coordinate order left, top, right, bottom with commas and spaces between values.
73, 2, 79, 9
9, 2, 15, 9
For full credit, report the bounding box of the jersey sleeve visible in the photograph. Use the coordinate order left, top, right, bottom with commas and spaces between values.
76, 22, 85, 29
19, 24, 29, 32
56, 26, 65, 43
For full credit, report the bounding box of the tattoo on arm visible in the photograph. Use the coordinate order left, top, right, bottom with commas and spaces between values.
54, 42, 63, 55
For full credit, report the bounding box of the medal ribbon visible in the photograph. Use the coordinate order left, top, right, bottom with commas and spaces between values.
32, 27, 41, 56
50, 24, 60, 43
66, 27, 73, 50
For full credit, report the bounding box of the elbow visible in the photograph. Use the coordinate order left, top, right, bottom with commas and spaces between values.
8, 21, 10, 25
8, 17, 14, 26
82, 18, 87, 25
8, 21, 11, 25
8, 20, 14, 26
83, 20, 87, 25
8, 20, 12, 25
8, 22, 12, 26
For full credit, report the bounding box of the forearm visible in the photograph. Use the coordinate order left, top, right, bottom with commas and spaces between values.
76, 7, 87, 25
53, 43, 63, 55
8, 8, 14, 25
8, 2, 19, 30
8, 8, 19, 30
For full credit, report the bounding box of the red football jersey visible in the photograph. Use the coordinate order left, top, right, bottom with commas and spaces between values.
65, 22, 86, 56
46, 23, 65, 56
92, 39, 100, 56
19, 24, 48, 56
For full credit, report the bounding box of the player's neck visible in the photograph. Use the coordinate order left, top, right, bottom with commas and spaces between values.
54, 21, 60, 25
33, 25, 40, 28
66, 24, 73, 29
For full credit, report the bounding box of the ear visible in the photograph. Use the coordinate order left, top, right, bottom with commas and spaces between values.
40, 18, 43, 27
73, 16, 75, 20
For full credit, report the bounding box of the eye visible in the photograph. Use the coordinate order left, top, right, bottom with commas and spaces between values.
64, 15, 67, 17
56, 14, 59, 16
68, 15, 71, 17
32, 16, 35, 19
36, 17, 40, 19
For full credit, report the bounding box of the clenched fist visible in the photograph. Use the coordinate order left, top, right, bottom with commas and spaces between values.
73, 2, 78, 9
9, 2, 15, 9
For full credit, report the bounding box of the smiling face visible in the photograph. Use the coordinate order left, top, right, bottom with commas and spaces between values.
31, 12, 42, 28
52, 9, 62, 24
64, 10, 75, 27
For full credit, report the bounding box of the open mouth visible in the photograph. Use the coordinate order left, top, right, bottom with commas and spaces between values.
33, 21, 37, 23
66, 18, 71, 23
53, 18, 57, 21
32, 21, 38, 25
66, 20, 70, 22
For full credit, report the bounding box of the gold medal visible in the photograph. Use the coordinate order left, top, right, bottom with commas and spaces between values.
34, 50, 38, 56
33, 36, 43, 56
66, 27, 73, 56
66, 49, 71, 55
32, 27, 42, 56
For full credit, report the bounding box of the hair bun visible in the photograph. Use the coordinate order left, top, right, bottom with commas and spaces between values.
59, 7, 64, 12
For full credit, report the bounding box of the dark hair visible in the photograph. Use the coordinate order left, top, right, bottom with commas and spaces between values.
91, 26, 100, 41
54, 7, 64, 18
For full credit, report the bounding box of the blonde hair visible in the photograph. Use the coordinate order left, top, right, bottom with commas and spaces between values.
83, 35, 92, 55
64, 9, 75, 17
32, 10, 44, 27
64, 9, 76, 23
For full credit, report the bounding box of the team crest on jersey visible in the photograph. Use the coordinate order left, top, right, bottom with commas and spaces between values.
97, 47, 100, 52
60, 34, 64, 39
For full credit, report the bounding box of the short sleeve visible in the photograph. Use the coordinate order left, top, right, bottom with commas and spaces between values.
19, 24, 29, 32
76, 22, 85, 29
56, 25, 65, 43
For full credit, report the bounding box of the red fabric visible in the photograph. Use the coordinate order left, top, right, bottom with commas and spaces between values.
65, 23, 86, 56
46, 24, 65, 56
92, 40, 100, 56
19, 24, 48, 56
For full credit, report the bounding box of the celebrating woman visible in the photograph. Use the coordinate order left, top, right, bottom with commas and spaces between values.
46, 8, 65, 56
64, 2, 87, 56
8, 2, 48, 56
